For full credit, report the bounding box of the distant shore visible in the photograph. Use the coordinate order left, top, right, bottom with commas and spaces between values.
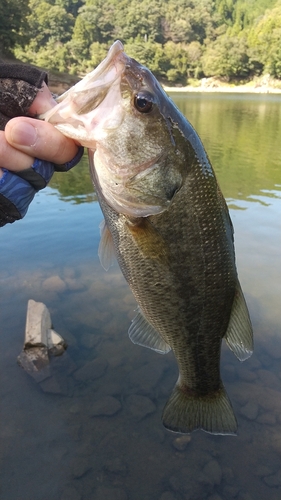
49, 80, 281, 96
2, 52, 281, 95
163, 76, 281, 94
164, 85, 281, 94
47, 73, 281, 96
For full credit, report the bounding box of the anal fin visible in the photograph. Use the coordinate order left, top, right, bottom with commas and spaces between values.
224, 282, 253, 361
128, 307, 171, 354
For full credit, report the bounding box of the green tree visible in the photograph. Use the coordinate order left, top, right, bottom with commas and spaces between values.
8, 0, 281, 83
248, 6, 281, 78
215, 0, 276, 30
163, 41, 190, 83
163, 0, 217, 44
202, 35, 250, 79
115, 0, 163, 43
26, 0, 75, 48
55, 0, 83, 17
14, 0, 76, 71
0, 0, 30, 55
215, 0, 236, 26
124, 37, 167, 76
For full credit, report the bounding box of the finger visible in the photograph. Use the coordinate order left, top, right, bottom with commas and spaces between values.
5, 117, 79, 164
0, 130, 35, 172
28, 82, 57, 116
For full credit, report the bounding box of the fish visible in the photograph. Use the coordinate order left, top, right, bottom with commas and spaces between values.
42, 40, 253, 435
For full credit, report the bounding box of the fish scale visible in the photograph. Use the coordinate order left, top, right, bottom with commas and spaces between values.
42, 40, 253, 435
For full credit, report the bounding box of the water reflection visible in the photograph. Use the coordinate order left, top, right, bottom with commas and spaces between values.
0, 94, 280, 500
171, 92, 281, 200
49, 155, 96, 204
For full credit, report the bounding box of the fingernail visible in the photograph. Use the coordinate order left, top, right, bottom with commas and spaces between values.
10, 122, 37, 146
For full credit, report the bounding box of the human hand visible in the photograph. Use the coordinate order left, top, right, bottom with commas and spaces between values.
0, 81, 84, 226
0, 82, 80, 177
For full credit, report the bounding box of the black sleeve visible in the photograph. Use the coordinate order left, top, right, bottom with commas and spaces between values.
0, 63, 48, 227
0, 63, 48, 130
0, 194, 22, 227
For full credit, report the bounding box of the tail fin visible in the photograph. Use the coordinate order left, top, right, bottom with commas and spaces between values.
162, 381, 237, 435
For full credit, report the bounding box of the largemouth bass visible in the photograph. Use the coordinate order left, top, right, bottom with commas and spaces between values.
42, 41, 253, 435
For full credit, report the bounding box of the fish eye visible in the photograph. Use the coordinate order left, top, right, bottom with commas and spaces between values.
134, 92, 154, 113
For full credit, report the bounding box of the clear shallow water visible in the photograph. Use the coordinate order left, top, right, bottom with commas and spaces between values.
0, 93, 281, 500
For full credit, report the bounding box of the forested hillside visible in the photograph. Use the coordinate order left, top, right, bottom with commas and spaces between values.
1, 0, 281, 85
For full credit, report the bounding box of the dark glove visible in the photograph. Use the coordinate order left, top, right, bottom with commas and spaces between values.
0, 63, 84, 227
0, 64, 48, 130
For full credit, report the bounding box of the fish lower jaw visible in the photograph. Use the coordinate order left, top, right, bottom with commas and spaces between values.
54, 124, 96, 146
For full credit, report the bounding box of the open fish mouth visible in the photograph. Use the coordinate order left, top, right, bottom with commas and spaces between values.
41, 41, 128, 146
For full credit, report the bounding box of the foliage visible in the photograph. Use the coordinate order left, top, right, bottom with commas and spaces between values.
248, 6, 281, 78
0, 0, 30, 55
4, 0, 281, 83
202, 35, 250, 79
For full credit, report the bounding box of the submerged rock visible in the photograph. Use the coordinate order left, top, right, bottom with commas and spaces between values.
42, 275, 67, 293
263, 471, 281, 487
256, 412, 276, 425
90, 396, 121, 416
17, 346, 50, 382
60, 485, 82, 500
93, 486, 128, 500
126, 394, 156, 420
203, 459, 223, 486
17, 299, 67, 381
104, 457, 128, 476
240, 401, 259, 420
222, 485, 240, 498
129, 360, 168, 394
73, 357, 108, 382
172, 435, 191, 451
39, 374, 70, 396
80, 332, 100, 349
159, 493, 178, 500
47, 328, 67, 356
71, 457, 93, 478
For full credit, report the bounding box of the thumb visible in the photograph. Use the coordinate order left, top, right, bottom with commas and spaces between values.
5, 117, 79, 164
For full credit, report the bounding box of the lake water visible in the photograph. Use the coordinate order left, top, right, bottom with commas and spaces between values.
1, 93, 281, 500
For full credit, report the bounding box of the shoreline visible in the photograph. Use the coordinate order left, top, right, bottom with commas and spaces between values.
163, 85, 281, 94
49, 82, 281, 96
47, 71, 281, 95
48, 76, 281, 96
163, 77, 281, 94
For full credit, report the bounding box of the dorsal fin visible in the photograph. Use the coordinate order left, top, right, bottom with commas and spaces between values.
128, 307, 171, 354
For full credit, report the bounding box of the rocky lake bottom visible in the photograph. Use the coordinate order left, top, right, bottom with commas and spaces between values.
1, 256, 281, 500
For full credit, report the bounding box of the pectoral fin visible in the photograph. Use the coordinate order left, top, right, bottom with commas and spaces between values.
98, 219, 115, 271
224, 282, 253, 361
128, 307, 171, 354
